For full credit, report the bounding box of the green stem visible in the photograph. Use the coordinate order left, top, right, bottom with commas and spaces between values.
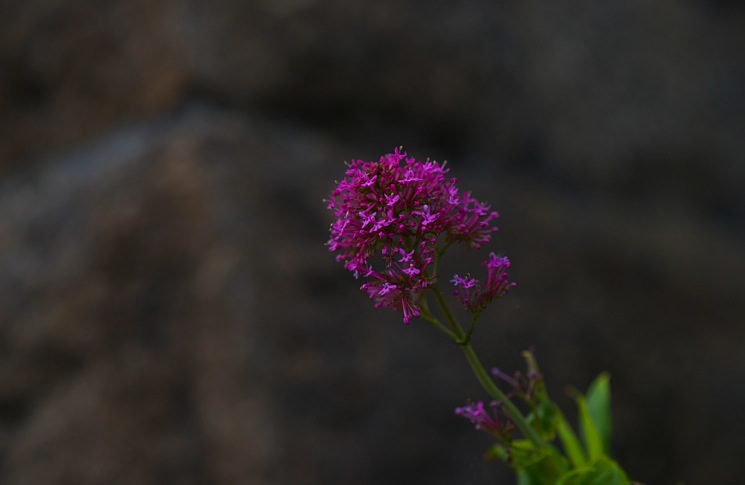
460, 315, 478, 345
431, 287, 465, 340
419, 306, 457, 340
429, 286, 545, 449
431, 242, 450, 278
460, 342, 544, 448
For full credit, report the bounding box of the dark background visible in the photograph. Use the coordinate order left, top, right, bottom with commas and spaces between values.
1, 1, 744, 484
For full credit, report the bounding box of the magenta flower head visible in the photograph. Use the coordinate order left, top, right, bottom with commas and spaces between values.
455, 400, 514, 440
326, 147, 500, 324
451, 253, 516, 315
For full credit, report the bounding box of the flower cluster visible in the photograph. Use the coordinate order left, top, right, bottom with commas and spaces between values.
327, 148, 499, 323
450, 253, 516, 315
455, 400, 514, 441
491, 366, 542, 406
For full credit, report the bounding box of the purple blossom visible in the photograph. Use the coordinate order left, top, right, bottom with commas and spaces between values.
455, 400, 513, 439
491, 349, 543, 404
451, 253, 516, 315
397, 249, 415, 264
327, 147, 500, 324
450, 274, 476, 289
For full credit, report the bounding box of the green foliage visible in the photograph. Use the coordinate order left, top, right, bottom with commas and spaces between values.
555, 457, 631, 485
555, 408, 586, 468
576, 394, 604, 461
584, 373, 612, 454
511, 440, 568, 485
487, 363, 631, 484
529, 396, 559, 441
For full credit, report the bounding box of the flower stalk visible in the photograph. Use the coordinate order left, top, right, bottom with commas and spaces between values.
428, 283, 545, 448
327, 148, 634, 484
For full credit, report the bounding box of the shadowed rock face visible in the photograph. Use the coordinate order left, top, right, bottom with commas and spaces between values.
0, 1, 744, 484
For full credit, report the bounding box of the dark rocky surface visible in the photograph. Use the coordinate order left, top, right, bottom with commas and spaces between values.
0, 1, 744, 484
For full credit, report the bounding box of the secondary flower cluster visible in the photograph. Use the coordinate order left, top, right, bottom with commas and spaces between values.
451, 253, 516, 315
491, 366, 542, 407
327, 147, 507, 323
455, 400, 514, 441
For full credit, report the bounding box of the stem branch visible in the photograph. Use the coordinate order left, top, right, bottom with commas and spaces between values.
460, 342, 544, 448
429, 285, 544, 448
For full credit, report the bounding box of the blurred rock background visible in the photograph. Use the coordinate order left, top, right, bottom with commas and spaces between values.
0, 0, 743, 484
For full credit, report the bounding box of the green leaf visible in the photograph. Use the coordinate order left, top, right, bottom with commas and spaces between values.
555, 409, 586, 468
576, 394, 603, 461
512, 440, 553, 485
510, 440, 547, 469
555, 457, 631, 485
585, 373, 612, 454
485, 444, 509, 462
516, 469, 536, 485
512, 440, 569, 485
529, 397, 559, 441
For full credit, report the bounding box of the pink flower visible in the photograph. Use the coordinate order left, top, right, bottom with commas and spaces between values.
451, 253, 516, 315
455, 400, 514, 439
327, 148, 500, 324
